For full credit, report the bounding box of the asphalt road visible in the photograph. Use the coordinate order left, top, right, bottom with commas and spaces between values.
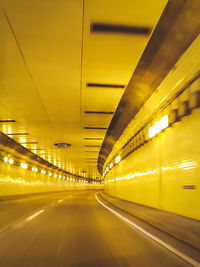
0, 190, 193, 267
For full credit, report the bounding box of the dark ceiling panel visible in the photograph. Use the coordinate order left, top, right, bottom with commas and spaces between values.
91, 23, 152, 36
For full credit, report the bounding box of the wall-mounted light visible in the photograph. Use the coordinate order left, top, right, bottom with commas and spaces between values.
110, 162, 113, 169
49, 172, 52, 176
115, 155, 121, 164
4, 156, 8, 163
149, 115, 169, 138
54, 174, 57, 178
9, 158, 14, 164
21, 163, 28, 169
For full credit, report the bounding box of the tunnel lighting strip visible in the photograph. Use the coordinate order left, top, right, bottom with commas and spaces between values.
1, 151, 98, 183
95, 193, 199, 267
104, 115, 168, 177
149, 115, 169, 138
115, 155, 121, 164
20, 163, 28, 169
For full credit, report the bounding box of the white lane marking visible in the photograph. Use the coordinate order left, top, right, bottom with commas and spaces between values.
26, 210, 45, 221
14, 209, 45, 229
57, 199, 63, 203
95, 193, 200, 267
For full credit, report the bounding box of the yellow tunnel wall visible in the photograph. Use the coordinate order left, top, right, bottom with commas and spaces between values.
0, 162, 101, 196
104, 108, 200, 220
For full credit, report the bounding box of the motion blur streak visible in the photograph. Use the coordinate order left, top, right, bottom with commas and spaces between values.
95, 193, 199, 267
0, 190, 192, 267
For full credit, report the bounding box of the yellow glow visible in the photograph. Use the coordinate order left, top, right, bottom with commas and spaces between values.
160, 115, 169, 130
32, 167, 35, 171
4, 156, 8, 163
9, 158, 14, 164
19, 137, 26, 143
49, 172, 52, 176
115, 155, 121, 164
59, 175, 62, 179
21, 163, 28, 169
149, 115, 169, 138
54, 174, 57, 178
35, 167, 38, 172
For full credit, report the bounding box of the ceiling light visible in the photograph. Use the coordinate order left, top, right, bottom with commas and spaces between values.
54, 143, 71, 148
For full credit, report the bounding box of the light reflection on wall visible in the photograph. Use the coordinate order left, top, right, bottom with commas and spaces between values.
106, 160, 197, 184
162, 160, 197, 172
106, 168, 160, 183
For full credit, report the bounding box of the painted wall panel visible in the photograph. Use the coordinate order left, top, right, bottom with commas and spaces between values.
105, 108, 200, 220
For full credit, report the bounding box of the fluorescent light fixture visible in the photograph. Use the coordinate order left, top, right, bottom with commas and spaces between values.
106, 167, 109, 172
110, 162, 113, 169
149, 115, 169, 138
21, 163, 28, 169
4, 156, 8, 163
35, 167, 38, 172
9, 158, 14, 164
115, 155, 121, 164
160, 115, 169, 130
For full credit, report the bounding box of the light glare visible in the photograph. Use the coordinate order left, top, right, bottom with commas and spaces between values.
21, 163, 28, 169
115, 155, 121, 164
9, 158, 14, 164
4, 156, 8, 163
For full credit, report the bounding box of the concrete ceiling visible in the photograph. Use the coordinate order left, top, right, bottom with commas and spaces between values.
0, 0, 167, 179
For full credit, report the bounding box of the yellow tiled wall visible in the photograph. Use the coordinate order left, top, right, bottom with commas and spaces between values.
105, 108, 200, 220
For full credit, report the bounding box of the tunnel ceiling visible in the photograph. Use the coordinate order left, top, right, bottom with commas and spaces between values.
0, 0, 167, 179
